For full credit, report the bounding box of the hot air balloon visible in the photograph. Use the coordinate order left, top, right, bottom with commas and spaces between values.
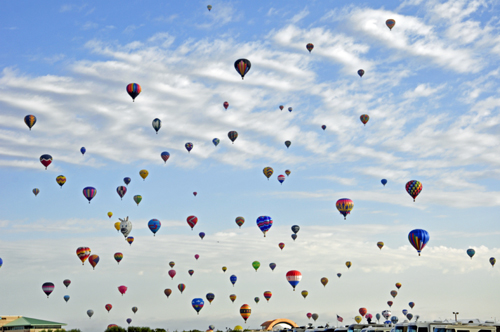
127, 318, 132, 325
279, 105, 284, 111
40, 154, 52, 169
408, 229, 429, 256
336, 198, 353, 220
322, 125, 326, 130
377, 241, 384, 250
391, 316, 399, 324
307, 313, 312, 320
188, 269, 194, 276
116, 186, 127, 200
234, 59, 251, 80
169, 261, 175, 268
381, 179, 387, 186
108, 212, 113, 218
105, 304, 113, 312
376, 313, 381, 322
406, 180, 422, 201
359, 308, 367, 317
277, 175, 285, 184
133, 195, 142, 206
56, 175, 66, 188
337, 273, 342, 278
390, 290, 398, 298
164, 289, 172, 298
193, 192, 197, 197
252, 261, 260, 271
256, 216, 273, 237
230, 275, 237, 286
406, 313, 413, 321
168, 269, 176, 280
386, 19, 396, 30
24, 115, 36, 130
222, 266, 227, 272
80, 147, 86, 155
114, 252, 123, 264
87, 310, 94, 318
223, 101, 229, 110
263, 167, 274, 180
42, 282, 54, 298
139, 169, 149, 181
382, 310, 391, 319
76, 247, 91, 265
161, 151, 170, 163
83, 187, 96, 204
212, 138, 220, 146
254, 297, 260, 304
263, 291, 272, 302
207, 5, 212, 11
355, 316, 362, 323
286, 270, 302, 291
285, 169, 291, 176
288, 107, 293, 112
312, 314, 319, 322
235, 216, 245, 228
126, 83, 141, 102
320, 277, 328, 287
395, 283, 402, 289
209, 325, 215, 331
63, 279, 71, 288
152, 118, 161, 134
467, 248, 475, 259
228, 131, 238, 143
114, 222, 120, 232
229, 294, 236, 302
64, 295, 70, 302
127, 237, 134, 245
33, 188, 40, 196
199, 232, 205, 240
291, 234, 297, 241
291, 225, 300, 234
346, 261, 352, 269
187, 215, 198, 230
358, 69, 365, 77
195, 254, 200, 260
206, 293, 215, 304
402, 309, 408, 316
490, 257, 496, 267
240, 304, 251, 322
192, 298, 204, 315
301, 290, 308, 299
119, 217, 132, 238
185, 142, 193, 152
178, 284, 186, 293
107, 325, 118, 329
88, 254, 99, 270
278, 243, 285, 250
124, 177, 131, 185
360, 114, 369, 126
148, 219, 161, 236
132, 307, 138, 314
306, 43, 314, 53
284, 140, 291, 148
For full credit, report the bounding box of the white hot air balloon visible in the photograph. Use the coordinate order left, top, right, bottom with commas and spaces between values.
119, 216, 133, 238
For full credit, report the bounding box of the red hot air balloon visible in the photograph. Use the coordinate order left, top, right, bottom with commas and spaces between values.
223, 101, 229, 110
105, 304, 113, 312
286, 270, 302, 291
168, 269, 176, 279
279, 105, 284, 111
387, 301, 393, 307
40, 154, 52, 169
307, 313, 312, 320
88, 254, 99, 270
278, 243, 285, 250
193, 192, 197, 196
76, 247, 91, 265
118, 285, 128, 296
359, 308, 368, 317
164, 288, 172, 298
63, 279, 71, 288
187, 215, 198, 230
263, 291, 272, 302
126, 83, 141, 102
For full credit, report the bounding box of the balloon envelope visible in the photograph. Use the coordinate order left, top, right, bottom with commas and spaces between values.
161, 151, 170, 163
42, 282, 54, 298
192, 298, 205, 314
235, 216, 245, 228
40, 154, 52, 169
64, 295, 70, 302
269, 263, 276, 271
24, 115, 36, 130
152, 118, 161, 134
286, 270, 302, 290
336, 198, 353, 220
234, 59, 251, 80
467, 248, 475, 259
148, 219, 161, 236
406, 180, 423, 201
88, 255, 99, 270
87, 310, 94, 318
240, 304, 251, 322
82, 187, 96, 203
118, 285, 128, 295
126, 83, 141, 101
408, 229, 429, 255
256, 216, 273, 236
63, 279, 71, 288
381, 179, 387, 186
230, 275, 237, 286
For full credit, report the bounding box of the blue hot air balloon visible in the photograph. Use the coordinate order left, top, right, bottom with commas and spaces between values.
291, 225, 300, 234
124, 177, 131, 186
406, 313, 413, 321
269, 263, 276, 271
291, 234, 297, 241
256, 216, 273, 237
199, 232, 205, 240
402, 309, 408, 316
0, 257, 3, 268
375, 313, 381, 322
64, 295, 70, 302
408, 229, 429, 256
148, 219, 161, 236
467, 248, 475, 259
80, 147, 86, 155
152, 118, 161, 134
391, 316, 399, 324
192, 298, 204, 315
381, 179, 387, 186
213, 138, 220, 146
230, 275, 237, 286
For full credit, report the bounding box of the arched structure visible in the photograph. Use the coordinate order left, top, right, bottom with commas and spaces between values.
261, 319, 298, 331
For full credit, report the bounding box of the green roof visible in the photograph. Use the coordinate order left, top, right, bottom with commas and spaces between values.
3, 317, 66, 327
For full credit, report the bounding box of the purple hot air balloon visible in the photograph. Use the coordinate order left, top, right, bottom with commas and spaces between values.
42, 282, 55, 298
83, 187, 96, 204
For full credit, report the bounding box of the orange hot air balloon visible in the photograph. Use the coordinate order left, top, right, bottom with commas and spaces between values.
229, 294, 237, 303
263, 291, 272, 302
164, 288, 172, 298
240, 304, 251, 322
320, 277, 328, 287
395, 282, 402, 289
359, 308, 367, 317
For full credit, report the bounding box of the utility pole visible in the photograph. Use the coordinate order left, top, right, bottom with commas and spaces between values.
453, 312, 459, 322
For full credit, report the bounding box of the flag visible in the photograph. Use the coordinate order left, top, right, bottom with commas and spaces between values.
337, 315, 343, 322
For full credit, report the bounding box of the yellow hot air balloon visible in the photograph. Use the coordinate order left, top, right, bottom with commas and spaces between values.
222, 266, 227, 272
107, 212, 113, 218
355, 316, 362, 323
301, 290, 308, 299
263, 167, 273, 180
234, 326, 243, 332
114, 222, 120, 232
139, 169, 149, 180
346, 261, 352, 269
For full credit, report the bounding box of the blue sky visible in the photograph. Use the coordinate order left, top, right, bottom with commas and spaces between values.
2, 0, 500, 330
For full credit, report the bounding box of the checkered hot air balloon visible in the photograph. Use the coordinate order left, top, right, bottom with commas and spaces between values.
406, 180, 422, 202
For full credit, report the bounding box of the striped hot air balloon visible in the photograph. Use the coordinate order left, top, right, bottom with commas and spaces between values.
126, 83, 141, 101
286, 270, 302, 291
240, 304, 251, 322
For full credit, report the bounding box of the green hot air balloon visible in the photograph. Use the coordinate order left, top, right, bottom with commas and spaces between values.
133, 195, 142, 206
252, 261, 260, 272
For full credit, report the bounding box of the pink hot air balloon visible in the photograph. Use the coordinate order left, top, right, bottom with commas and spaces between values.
168, 269, 176, 279
195, 254, 200, 260
118, 285, 128, 296
307, 313, 312, 320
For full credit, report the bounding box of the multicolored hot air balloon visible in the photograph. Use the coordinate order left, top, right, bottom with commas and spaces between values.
108, 212, 113, 218
235, 216, 245, 228
133, 195, 142, 206
467, 248, 475, 259
164, 289, 172, 298
223, 101, 229, 110
185, 142, 193, 153
252, 261, 260, 271
301, 290, 308, 299
277, 175, 285, 184
207, 5, 212, 11
148, 219, 161, 236
306, 43, 314, 53
490, 257, 496, 267
222, 266, 227, 272
24, 115, 36, 130
116, 186, 127, 200
228, 131, 238, 143
187, 215, 198, 230
126, 236, 134, 245
390, 290, 398, 298
114, 252, 123, 264
240, 304, 251, 322
263, 291, 272, 302
56, 175, 66, 188
263, 167, 274, 180
42, 282, 54, 298
126, 83, 141, 102
206, 293, 215, 304
229, 294, 236, 302
395, 282, 402, 289
387, 301, 393, 307
360, 114, 369, 126
320, 277, 328, 287
269, 263, 276, 271
322, 125, 326, 130
88, 255, 99, 270
284, 140, 291, 148
377, 241, 384, 250
256, 216, 273, 237
279, 105, 284, 111
278, 243, 285, 250
178, 283, 186, 293
288, 107, 292, 112
285, 169, 291, 176
230, 275, 237, 286
286, 270, 302, 291
336, 198, 353, 220
358, 69, 365, 77
76, 247, 91, 265
386, 19, 396, 30
212, 138, 220, 146
168, 269, 176, 280
346, 261, 352, 269
188, 269, 194, 276
161, 151, 170, 163
408, 229, 429, 256
192, 298, 204, 315
63, 279, 71, 288
33, 188, 40, 196
234, 59, 251, 80
152, 118, 161, 134
83, 187, 96, 204
406, 180, 422, 201
40, 154, 52, 170
169, 262, 175, 268
254, 297, 260, 304
105, 304, 113, 312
